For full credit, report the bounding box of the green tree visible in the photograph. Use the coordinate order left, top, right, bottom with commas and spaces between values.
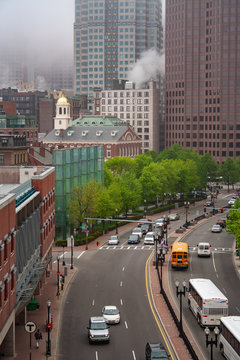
221, 157, 239, 192
105, 156, 136, 175
68, 181, 100, 227
226, 199, 240, 249
113, 171, 142, 217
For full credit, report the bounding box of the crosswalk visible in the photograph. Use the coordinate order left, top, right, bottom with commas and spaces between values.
97, 245, 232, 253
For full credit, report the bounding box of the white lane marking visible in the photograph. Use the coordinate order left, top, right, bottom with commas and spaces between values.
120, 299, 123, 305
127, 246, 131, 249
236, 306, 240, 313
212, 253, 217, 274
106, 246, 110, 249
122, 267, 125, 271
134, 246, 137, 250
142, 246, 144, 249
125, 321, 128, 329
120, 281, 123, 287
121, 246, 124, 249
113, 246, 116, 249
132, 350, 136, 360
92, 299, 95, 306
99, 247, 103, 250
77, 251, 85, 259
95, 351, 98, 360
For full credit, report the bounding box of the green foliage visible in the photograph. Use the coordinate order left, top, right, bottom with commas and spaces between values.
221, 157, 239, 186
226, 199, 240, 248
105, 156, 136, 175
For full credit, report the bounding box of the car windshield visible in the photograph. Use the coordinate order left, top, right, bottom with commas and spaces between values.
91, 322, 107, 330
110, 236, 118, 240
151, 350, 167, 358
104, 308, 119, 315
133, 228, 140, 232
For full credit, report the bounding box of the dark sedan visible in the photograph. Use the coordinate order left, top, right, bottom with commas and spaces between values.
128, 234, 140, 244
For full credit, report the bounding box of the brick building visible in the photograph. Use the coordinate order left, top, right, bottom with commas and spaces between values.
0, 166, 55, 356
0, 134, 28, 166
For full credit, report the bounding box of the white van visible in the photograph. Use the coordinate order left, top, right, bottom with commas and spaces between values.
197, 242, 211, 257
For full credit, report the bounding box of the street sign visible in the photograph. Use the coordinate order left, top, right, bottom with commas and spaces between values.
25, 321, 36, 333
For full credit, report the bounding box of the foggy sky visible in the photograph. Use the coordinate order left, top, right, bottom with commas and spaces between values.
0, 0, 74, 64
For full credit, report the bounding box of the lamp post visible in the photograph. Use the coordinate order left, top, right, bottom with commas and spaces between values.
62, 245, 65, 266
175, 280, 187, 338
70, 235, 74, 269
184, 201, 190, 227
144, 199, 147, 218
204, 326, 219, 360
46, 299, 51, 356
115, 208, 118, 234
56, 256, 60, 297
158, 248, 166, 293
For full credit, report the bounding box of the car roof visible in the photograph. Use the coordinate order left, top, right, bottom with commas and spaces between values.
146, 342, 165, 350
213, 224, 220, 227
104, 305, 117, 310
198, 242, 210, 246
90, 316, 105, 322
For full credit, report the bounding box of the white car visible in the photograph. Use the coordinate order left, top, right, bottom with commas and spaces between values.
102, 305, 120, 324
197, 242, 211, 257
228, 198, 236, 206
169, 213, 180, 221
108, 235, 119, 245
144, 232, 155, 245
132, 227, 143, 238
211, 224, 222, 233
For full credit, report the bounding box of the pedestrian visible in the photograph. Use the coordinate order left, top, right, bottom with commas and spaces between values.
34, 329, 42, 349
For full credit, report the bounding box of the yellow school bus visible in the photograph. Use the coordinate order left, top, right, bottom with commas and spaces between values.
171, 242, 189, 269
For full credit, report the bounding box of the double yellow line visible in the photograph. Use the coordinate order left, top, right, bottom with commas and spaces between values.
145, 252, 174, 359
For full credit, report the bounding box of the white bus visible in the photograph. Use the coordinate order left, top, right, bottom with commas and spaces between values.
188, 278, 229, 327
219, 316, 240, 360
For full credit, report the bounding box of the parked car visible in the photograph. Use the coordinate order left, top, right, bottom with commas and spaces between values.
87, 317, 110, 344
128, 234, 140, 244
145, 342, 169, 359
108, 235, 119, 245
102, 305, 120, 324
144, 232, 155, 245
132, 227, 143, 238
197, 242, 211, 257
168, 213, 180, 221
211, 224, 222, 233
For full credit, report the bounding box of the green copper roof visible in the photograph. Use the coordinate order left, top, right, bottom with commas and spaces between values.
72, 116, 126, 127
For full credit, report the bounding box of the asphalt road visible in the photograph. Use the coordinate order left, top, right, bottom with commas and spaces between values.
169, 195, 239, 360
57, 246, 169, 360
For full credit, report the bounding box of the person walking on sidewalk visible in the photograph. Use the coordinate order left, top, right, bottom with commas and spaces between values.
34, 329, 42, 348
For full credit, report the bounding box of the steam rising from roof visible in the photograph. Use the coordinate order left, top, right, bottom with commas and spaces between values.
128, 48, 165, 88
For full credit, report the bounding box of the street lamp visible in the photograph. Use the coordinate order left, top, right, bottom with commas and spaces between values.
46, 299, 51, 356
70, 235, 74, 269
204, 326, 219, 360
56, 256, 60, 297
184, 201, 190, 227
62, 245, 65, 266
144, 199, 147, 218
115, 208, 118, 235
175, 280, 187, 338
158, 248, 166, 293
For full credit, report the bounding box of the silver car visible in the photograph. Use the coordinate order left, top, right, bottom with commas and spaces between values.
102, 305, 120, 324
144, 232, 155, 245
108, 235, 119, 245
211, 224, 222, 233
87, 317, 110, 344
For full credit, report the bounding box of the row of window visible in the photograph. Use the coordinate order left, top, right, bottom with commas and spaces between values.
0, 269, 15, 308
102, 91, 149, 98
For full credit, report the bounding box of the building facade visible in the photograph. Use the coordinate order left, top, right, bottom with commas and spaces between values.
0, 166, 55, 356
0, 135, 28, 166
74, 0, 163, 109
95, 80, 161, 153
165, 0, 240, 162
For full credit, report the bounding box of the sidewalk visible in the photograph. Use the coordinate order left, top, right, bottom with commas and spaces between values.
9, 199, 239, 360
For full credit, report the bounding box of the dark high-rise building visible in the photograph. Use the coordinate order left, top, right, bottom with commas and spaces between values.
74, 0, 163, 108
165, 0, 240, 162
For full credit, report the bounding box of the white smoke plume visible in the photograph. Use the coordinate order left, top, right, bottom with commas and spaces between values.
128, 48, 165, 88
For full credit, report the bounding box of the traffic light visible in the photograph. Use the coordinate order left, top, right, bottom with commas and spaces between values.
221, 207, 223, 213
204, 206, 206, 213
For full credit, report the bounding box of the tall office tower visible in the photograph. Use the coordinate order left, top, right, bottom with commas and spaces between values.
74, 0, 163, 110
165, 1, 240, 162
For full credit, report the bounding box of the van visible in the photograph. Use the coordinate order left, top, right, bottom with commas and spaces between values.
197, 242, 211, 257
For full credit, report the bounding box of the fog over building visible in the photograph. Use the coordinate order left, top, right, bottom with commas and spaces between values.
74, 0, 164, 111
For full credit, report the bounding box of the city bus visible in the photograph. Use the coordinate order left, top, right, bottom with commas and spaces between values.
188, 278, 229, 327
219, 316, 240, 360
171, 242, 189, 268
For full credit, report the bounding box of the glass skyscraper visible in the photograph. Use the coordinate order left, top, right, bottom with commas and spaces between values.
74, 0, 163, 108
